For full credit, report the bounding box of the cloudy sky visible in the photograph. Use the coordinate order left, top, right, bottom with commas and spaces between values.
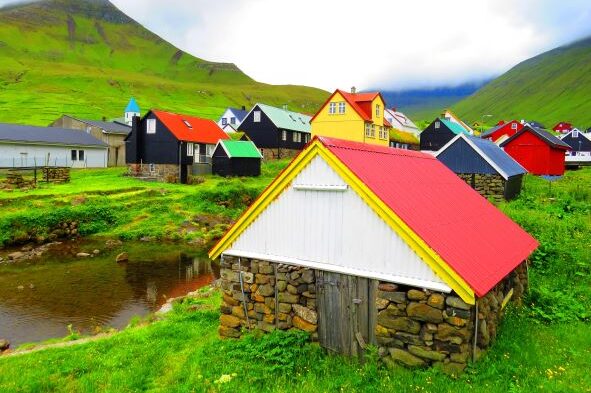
3, 0, 591, 91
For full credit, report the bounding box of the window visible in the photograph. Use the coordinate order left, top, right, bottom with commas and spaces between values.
379, 126, 388, 140
85, 126, 91, 134
293, 132, 301, 143
329, 102, 336, 114
573, 130, 579, 137
435, 121, 440, 129
281, 130, 287, 141
71, 150, 77, 161
149, 163, 156, 174
78, 150, 84, 161
206, 144, 215, 156
222, 118, 227, 125
230, 117, 236, 125
305, 134, 310, 143
365, 123, 372, 137
511, 123, 517, 130
338, 102, 346, 114
183, 120, 192, 128
253, 111, 261, 122
146, 119, 156, 134
187, 143, 194, 157
375, 104, 380, 117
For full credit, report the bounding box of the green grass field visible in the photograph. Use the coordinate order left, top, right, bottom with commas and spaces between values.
0, 167, 589, 392
454, 37, 591, 128
0, 0, 328, 126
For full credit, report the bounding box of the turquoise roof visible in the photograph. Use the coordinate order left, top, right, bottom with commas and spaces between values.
441, 118, 470, 135
257, 103, 311, 133
125, 97, 140, 113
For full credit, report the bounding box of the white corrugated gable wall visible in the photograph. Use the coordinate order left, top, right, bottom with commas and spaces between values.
225, 155, 450, 292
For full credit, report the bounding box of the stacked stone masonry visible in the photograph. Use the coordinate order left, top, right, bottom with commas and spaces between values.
43, 167, 70, 183
218, 256, 318, 339
260, 148, 300, 161
128, 163, 190, 183
458, 173, 505, 202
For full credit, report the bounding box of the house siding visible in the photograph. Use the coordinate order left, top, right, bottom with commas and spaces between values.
436, 138, 498, 175
420, 122, 456, 151
240, 105, 308, 152
211, 144, 261, 177
562, 133, 591, 152
0, 142, 107, 168
503, 131, 566, 176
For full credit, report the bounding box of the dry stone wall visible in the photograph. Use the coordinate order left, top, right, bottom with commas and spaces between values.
458, 173, 506, 202
218, 256, 318, 339
128, 164, 190, 183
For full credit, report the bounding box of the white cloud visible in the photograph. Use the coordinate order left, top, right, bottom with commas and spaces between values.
2, 0, 591, 90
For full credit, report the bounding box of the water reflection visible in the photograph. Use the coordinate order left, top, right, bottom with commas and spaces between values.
0, 244, 218, 347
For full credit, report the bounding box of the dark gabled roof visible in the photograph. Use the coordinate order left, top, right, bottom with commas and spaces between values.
500, 126, 570, 150
526, 121, 546, 129
77, 119, 131, 135
480, 123, 505, 138
467, 136, 527, 178
227, 108, 248, 123
0, 123, 108, 147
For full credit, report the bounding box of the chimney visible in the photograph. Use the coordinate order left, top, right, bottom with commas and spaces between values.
132, 115, 142, 163
351, 86, 356, 94
102, 116, 107, 122
241, 105, 246, 111
391, 107, 397, 112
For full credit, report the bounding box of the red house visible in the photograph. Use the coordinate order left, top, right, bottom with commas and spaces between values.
552, 122, 573, 134
500, 126, 570, 176
481, 120, 524, 142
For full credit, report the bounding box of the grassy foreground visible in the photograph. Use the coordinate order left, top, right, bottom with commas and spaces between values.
0, 168, 589, 392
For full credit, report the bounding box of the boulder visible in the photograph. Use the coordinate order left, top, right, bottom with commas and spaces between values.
379, 291, 407, 303
8, 251, 24, 260
0, 339, 9, 351
92, 249, 100, 255
406, 302, 443, 323
378, 283, 398, 292
379, 315, 420, 334
407, 289, 427, 301
219, 326, 241, 338
376, 298, 390, 310
293, 304, 318, 325
446, 296, 471, 310
292, 316, 317, 332
278, 292, 299, 304
257, 284, 274, 297
427, 293, 445, 309
408, 345, 446, 361
220, 314, 241, 328
76, 252, 90, 258
389, 348, 426, 367
301, 270, 314, 283
115, 252, 129, 263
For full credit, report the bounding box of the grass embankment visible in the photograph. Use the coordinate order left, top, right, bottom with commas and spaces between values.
0, 169, 589, 391
0, 161, 289, 248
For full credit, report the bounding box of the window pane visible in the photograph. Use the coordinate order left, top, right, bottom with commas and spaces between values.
78, 150, 84, 161
254, 111, 261, 122
71, 150, 77, 161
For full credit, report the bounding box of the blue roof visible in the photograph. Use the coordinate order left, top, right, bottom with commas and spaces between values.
228, 107, 248, 123
125, 97, 140, 113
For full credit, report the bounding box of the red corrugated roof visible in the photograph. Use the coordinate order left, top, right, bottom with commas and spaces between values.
152, 110, 229, 144
319, 137, 538, 297
310, 90, 386, 123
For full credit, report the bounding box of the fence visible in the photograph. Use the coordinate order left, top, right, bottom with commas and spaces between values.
0, 156, 90, 169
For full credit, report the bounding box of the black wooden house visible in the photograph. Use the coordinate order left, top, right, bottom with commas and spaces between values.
125, 110, 229, 183
420, 118, 471, 151
238, 103, 311, 159
560, 129, 591, 153
212, 140, 262, 177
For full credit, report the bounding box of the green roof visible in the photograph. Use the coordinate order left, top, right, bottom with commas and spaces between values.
256, 103, 311, 133
219, 140, 262, 158
441, 118, 470, 135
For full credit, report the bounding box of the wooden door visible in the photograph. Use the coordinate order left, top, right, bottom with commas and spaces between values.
316, 270, 377, 358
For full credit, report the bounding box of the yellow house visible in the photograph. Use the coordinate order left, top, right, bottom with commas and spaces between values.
310, 88, 392, 146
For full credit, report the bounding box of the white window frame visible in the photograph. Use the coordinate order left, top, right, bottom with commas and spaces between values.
572, 130, 579, 138
511, 123, 518, 130
435, 121, 440, 129
206, 144, 215, 157
293, 132, 301, 143
230, 117, 236, 125
146, 119, 156, 134
187, 143, 194, 157
370, 124, 375, 138
329, 102, 336, 115
222, 117, 227, 125
338, 102, 345, 114
183, 120, 192, 128
253, 111, 261, 122
365, 123, 371, 137
375, 104, 380, 117
281, 130, 287, 141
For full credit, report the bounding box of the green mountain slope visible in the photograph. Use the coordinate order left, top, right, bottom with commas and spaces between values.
454, 36, 591, 128
0, 0, 328, 125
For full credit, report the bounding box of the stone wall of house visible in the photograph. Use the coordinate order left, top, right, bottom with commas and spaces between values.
127, 163, 190, 183
260, 148, 300, 161
457, 173, 505, 202
218, 256, 318, 339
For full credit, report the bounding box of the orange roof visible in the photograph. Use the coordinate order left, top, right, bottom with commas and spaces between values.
152, 110, 229, 144
311, 89, 386, 123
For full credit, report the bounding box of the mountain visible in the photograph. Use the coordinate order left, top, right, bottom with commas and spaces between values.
0, 0, 328, 125
454, 36, 591, 128
379, 81, 488, 122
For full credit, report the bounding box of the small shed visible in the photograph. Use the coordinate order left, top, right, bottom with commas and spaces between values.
435, 134, 527, 201
212, 140, 262, 177
210, 137, 538, 371
500, 126, 570, 176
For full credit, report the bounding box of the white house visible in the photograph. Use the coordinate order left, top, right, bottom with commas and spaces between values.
0, 123, 108, 168
384, 108, 420, 137
217, 107, 248, 131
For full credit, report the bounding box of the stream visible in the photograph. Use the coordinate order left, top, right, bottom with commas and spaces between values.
0, 239, 218, 347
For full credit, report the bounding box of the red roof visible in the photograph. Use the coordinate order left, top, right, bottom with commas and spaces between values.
152, 110, 229, 144
311, 90, 386, 123
319, 137, 538, 297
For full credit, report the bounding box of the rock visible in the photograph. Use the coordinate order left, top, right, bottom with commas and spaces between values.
427, 293, 445, 309
259, 264, 273, 274
435, 323, 470, 342
76, 252, 90, 258
378, 291, 407, 303
223, 293, 239, 306
406, 302, 443, 323
407, 289, 427, 301
105, 239, 122, 248
292, 316, 317, 332
278, 292, 299, 304
375, 324, 390, 337
242, 272, 254, 284
278, 303, 292, 313
450, 351, 469, 363
287, 284, 299, 295
92, 249, 100, 255
219, 326, 241, 338
393, 332, 423, 345
445, 316, 467, 327
255, 274, 270, 284
21, 245, 33, 252
437, 361, 466, 376
445, 307, 471, 320
17, 285, 24, 290
293, 304, 318, 324
376, 298, 390, 310
408, 345, 447, 361
28, 283, 35, 289
8, 251, 24, 260
257, 321, 276, 332
446, 296, 471, 310
379, 315, 420, 334
301, 270, 314, 283
115, 252, 129, 263
0, 339, 9, 351
378, 283, 398, 292
254, 303, 272, 315
389, 348, 426, 367
478, 319, 490, 347
257, 284, 274, 297
220, 314, 241, 328
276, 280, 287, 292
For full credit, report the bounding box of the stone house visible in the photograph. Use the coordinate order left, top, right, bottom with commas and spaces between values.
50, 115, 131, 166
210, 137, 538, 372
435, 133, 527, 201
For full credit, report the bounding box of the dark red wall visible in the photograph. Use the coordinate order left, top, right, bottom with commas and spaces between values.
503, 131, 566, 175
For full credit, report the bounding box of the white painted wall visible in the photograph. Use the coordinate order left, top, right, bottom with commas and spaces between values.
224, 155, 450, 292
0, 142, 108, 168
217, 109, 242, 129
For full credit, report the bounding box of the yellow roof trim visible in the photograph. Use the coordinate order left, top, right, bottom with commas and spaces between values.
209, 140, 475, 304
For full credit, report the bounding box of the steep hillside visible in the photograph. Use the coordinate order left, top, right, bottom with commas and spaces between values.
0, 0, 327, 125
454, 37, 591, 128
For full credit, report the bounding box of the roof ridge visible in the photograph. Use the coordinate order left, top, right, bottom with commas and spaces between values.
320, 138, 434, 160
